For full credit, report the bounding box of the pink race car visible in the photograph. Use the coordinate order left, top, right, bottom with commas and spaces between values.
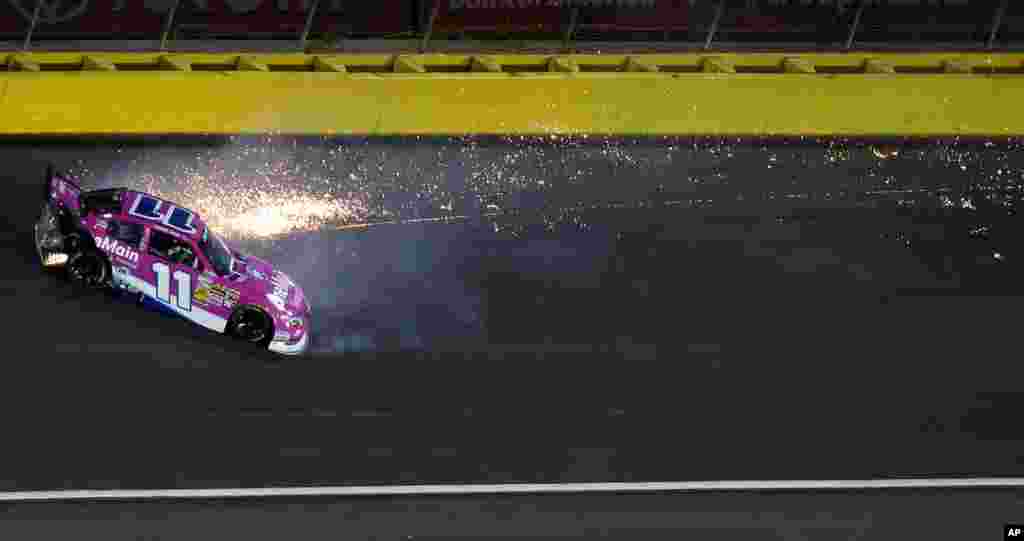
35, 165, 311, 355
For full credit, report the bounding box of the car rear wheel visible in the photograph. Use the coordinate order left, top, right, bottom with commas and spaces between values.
66, 249, 110, 289
228, 306, 273, 347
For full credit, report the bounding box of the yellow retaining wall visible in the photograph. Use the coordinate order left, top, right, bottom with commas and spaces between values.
2, 52, 1024, 135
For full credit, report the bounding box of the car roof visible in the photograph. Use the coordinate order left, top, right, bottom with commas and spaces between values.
119, 190, 207, 241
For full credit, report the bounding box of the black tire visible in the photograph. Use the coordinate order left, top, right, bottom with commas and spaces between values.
227, 306, 274, 348
66, 249, 110, 290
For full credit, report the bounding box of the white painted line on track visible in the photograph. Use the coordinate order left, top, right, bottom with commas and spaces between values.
2, 479, 1024, 501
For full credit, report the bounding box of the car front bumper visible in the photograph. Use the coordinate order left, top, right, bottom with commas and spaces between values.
268, 327, 310, 356
35, 204, 69, 267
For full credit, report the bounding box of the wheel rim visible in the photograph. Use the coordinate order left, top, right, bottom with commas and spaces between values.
69, 254, 105, 288
234, 309, 269, 343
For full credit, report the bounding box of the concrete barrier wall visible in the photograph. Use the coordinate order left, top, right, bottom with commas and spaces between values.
3, 52, 1024, 135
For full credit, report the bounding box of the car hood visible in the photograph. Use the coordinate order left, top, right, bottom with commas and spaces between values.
229, 252, 309, 316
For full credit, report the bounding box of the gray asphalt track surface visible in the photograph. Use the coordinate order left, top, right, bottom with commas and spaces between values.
2, 490, 1022, 541
2, 136, 1024, 538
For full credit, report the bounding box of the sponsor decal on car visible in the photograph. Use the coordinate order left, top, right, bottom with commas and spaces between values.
201, 282, 241, 308
112, 265, 137, 291
96, 236, 140, 264
224, 289, 240, 308
270, 271, 290, 298
194, 287, 210, 304
265, 271, 293, 312
223, 285, 240, 307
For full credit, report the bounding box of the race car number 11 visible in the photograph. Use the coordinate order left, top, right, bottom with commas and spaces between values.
153, 262, 191, 311
129, 195, 197, 234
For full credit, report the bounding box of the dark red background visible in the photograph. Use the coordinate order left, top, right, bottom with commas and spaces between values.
0, 0, 413, 37
0, 0, 1017, 41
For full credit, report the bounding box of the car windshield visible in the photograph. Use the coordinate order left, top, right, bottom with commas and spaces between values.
199, 227, 233, 276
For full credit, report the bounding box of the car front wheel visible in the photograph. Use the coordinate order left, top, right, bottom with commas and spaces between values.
228, 306, 273, 347
66, 249, 110, 289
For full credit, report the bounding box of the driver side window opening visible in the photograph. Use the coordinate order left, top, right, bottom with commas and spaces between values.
148, 229, 199, 269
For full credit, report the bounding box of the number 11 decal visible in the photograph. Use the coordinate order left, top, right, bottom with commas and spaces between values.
152, 262, 192, 311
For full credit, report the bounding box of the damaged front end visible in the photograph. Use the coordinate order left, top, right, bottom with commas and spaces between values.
35, 202, 70, 267
36, 165, 83, 269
